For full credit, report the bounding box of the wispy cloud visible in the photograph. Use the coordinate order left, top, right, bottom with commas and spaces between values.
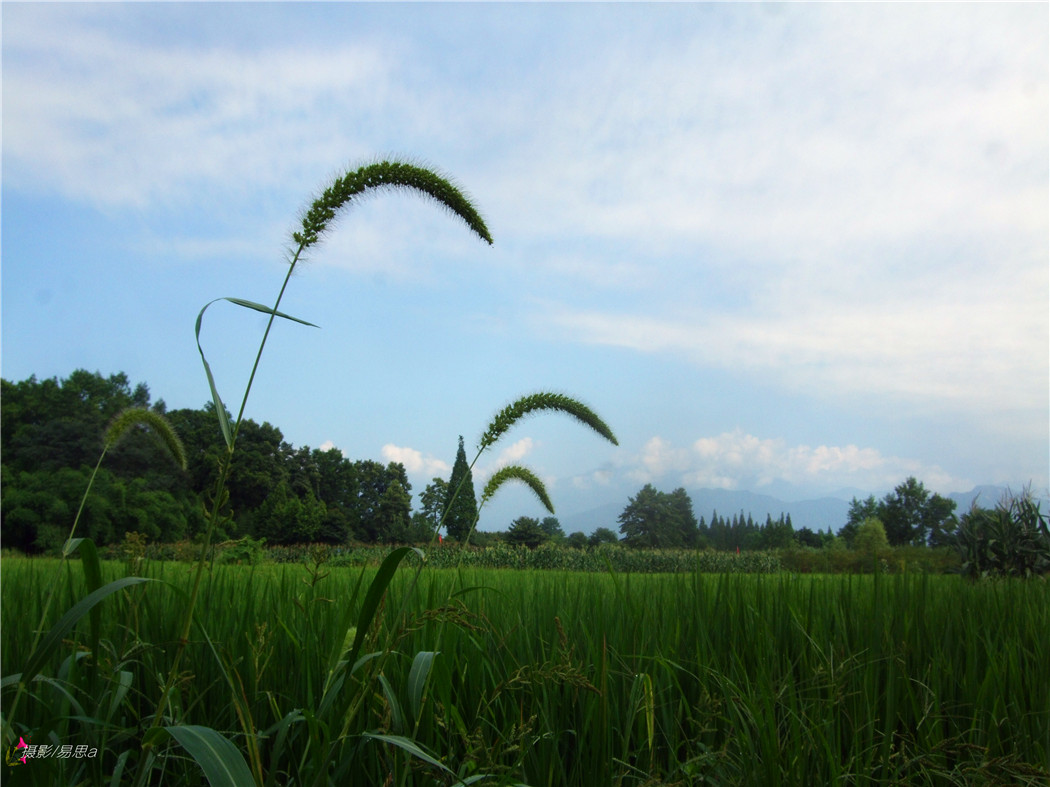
617, 431, 967, 494
3, 7, 395, 210
542, 273, 1047, 415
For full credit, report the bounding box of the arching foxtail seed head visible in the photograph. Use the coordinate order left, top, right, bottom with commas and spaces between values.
105, 408, 187, 470
479, 392, 618, 451
292, 159, 493, 253
481, 465, 554, 514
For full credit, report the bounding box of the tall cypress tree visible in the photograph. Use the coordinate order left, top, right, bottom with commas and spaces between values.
444, 436, 477, 542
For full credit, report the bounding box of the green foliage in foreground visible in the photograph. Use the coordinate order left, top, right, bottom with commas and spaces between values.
4, 557, 1048, 786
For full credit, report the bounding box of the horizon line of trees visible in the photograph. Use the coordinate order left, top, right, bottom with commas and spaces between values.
1, 370, 1019, 558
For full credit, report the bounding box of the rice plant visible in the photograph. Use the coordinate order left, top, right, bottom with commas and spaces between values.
4, 561, 1048, 785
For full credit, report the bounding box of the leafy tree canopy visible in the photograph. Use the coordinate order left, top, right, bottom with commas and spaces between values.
618, 485, 697, 549
506, 516, 548, 549
1, 370, 417, 551
845, 478, 957, 547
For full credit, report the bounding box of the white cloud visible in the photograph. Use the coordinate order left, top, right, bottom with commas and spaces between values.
475, 438, 537, 483
497, 437, 534, 465
3, 9, 396, 209
629, 436, 691, 483
318, 440, 344, 455
625, 430, 968, 494
380, 444, 450, 478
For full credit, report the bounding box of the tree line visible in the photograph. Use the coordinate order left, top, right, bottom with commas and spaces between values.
1, 371, 465, 552
0, 370, 1005, 557
606, 480, 961, 551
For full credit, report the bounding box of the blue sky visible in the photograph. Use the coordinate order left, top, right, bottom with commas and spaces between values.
3, 3, 1047, 529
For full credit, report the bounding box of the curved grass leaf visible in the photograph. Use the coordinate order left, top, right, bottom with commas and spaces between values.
407, 651, 438, 722
345, 547, 423, 670
194, 297, 319, 447
166, 725, 256, 787
20, 577, 154, 689
195, 301, 234, 447
378, 674, 405, 734
222, 297, 320, 328
360, 732, 454, 777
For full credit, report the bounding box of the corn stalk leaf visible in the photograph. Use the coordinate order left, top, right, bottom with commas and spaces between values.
166, 724, 256, 787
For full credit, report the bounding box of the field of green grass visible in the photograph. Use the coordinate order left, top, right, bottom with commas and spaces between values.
3, 556, 1049, 785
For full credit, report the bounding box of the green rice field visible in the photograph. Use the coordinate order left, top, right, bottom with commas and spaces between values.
3, 556, 1049, 786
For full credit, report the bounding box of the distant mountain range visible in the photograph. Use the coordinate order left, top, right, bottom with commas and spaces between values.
557, 484, 1026, 536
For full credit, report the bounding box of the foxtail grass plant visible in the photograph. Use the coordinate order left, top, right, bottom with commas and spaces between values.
0, 160, 502, 786
140, 160, 496, 784
384, 392, 619, 774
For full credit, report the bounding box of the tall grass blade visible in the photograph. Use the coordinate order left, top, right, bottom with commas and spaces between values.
109, 750, 132, 787
72, 537, 104, 655
345, 547, 423, 669
407, 651, 438, 722
166, 724, 256, 787
359, 732, 454, 777
261, 710, 305, 787
20, 576, 154, 689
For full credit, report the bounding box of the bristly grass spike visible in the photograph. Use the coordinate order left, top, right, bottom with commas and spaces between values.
479, 391, 618, 451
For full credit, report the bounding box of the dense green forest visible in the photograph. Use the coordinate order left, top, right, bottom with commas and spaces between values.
1, 370, 432, 552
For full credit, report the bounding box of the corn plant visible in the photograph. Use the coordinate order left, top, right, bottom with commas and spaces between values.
956, 486, 1050, 579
